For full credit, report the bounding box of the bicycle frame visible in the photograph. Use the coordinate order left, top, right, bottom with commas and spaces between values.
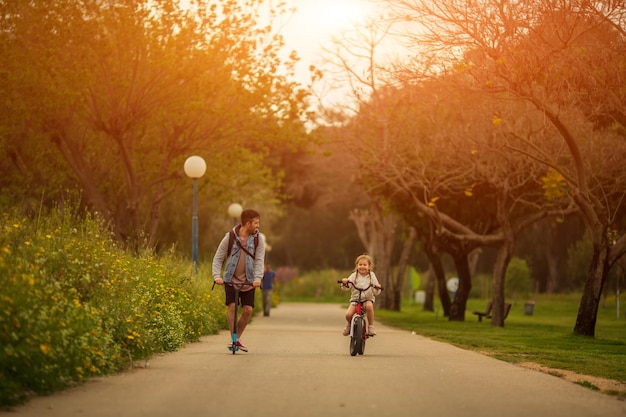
338, 280, 383, 356
350, 301, 368, 337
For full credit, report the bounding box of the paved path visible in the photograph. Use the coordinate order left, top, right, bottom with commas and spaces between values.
4, 303, 625, 417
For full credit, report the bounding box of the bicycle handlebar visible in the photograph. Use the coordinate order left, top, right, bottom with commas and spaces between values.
212, 280, 255, 290
337, 280, 384, 291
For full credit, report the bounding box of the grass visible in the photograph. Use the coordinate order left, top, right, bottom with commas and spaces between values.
376, 295, 626, 387
279, 270, 626, 395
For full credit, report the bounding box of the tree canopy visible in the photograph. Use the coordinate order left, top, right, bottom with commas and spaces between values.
0, 0, 311, 251
365, 0, 626, 333
309, 0, 626, 332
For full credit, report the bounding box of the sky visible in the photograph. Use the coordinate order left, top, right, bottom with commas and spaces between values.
277, 0, 384, 105
280, 0, 378, 65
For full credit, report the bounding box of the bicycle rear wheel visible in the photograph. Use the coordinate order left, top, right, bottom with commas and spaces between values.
350, 316, 364, 356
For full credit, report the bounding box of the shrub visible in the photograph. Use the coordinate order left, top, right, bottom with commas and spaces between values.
0, 209, 226, 407
279, 269, 347, 302
506, 257, 533, 300
468, 273, 492, 299
0, 213, 121, 404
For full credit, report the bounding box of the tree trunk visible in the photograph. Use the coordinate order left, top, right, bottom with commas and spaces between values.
449, 253, 471, 321
574, 225, 611, 336
468, 248, 482, 277
389, 226, 417, 311
349, 201, 398, 310
491, 197, 515, 327
491, 238, 514, 327
424, 240, 450, 315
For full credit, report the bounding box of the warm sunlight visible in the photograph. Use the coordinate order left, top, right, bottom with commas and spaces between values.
304, 0, 373, 36
282, 0, 377, 60
280, 0, 380, 95
176, 0, 381, 108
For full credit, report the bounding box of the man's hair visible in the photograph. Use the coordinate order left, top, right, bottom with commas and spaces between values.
241, 209, 260, 225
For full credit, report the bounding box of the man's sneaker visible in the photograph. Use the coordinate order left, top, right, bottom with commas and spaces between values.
342, 324, 350, 336
235, 340, 248, 352
367, 325, 376, 336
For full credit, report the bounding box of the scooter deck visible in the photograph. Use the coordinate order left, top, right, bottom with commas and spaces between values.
227, 344, 248, 352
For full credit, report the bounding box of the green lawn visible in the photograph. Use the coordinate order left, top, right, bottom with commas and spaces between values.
376, 294, 626, 388
279, 271, 625, 393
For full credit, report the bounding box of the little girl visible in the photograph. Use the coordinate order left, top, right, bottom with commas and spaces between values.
340, 254, 382, 336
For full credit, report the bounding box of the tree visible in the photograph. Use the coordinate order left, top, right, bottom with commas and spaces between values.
0, 0, 310, 250
385, 0, 626, 335
349, 202, 417, 310
343, 77, 574, 324
315, 19, 420, 310
266, 125, 367, 272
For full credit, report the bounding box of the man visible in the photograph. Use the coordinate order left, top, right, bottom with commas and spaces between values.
212, 209, 265, 352
261, 263, 275, 316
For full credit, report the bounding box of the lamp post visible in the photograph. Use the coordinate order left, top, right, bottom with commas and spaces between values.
227, 203, 243, 227
184, 156, 207, 273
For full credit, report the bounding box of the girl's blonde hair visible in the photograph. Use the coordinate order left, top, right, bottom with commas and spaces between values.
354, 254, 374, 270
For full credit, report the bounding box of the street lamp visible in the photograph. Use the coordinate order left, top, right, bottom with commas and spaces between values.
184, 156, 206, 273
227, 203, 243, 227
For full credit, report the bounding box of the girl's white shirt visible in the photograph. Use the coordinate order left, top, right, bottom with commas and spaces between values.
345, 271, 381, 302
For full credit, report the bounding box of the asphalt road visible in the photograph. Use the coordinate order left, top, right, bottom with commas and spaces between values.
4, 302, 625, 417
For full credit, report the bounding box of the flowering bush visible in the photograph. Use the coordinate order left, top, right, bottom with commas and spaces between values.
0, 209, 226, 406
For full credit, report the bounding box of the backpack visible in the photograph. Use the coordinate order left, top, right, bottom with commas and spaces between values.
226, 230, 259, 259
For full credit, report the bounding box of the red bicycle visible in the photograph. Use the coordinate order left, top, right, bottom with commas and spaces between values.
338, 280, 383, 356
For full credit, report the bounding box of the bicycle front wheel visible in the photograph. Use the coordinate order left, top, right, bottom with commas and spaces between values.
358, 325, 366, 355
350, 316, 364, 356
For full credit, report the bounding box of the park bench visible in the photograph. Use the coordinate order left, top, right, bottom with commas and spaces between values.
472, 302, 512, 322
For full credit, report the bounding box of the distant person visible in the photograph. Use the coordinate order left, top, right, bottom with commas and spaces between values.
340, 254, 382, 336
212, 209, 265, 352
261, 264, 276, 316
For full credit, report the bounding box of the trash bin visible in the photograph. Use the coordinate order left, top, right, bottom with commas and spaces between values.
524, 301, 535, 316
